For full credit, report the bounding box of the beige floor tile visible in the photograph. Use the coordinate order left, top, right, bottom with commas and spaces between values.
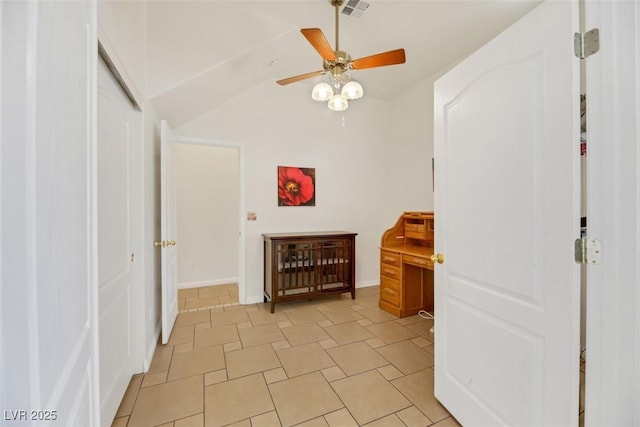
115, 374, 143, 417
167, 345, 225, 381
248, 309, 288, 326
392, 369, 449, 423
174, 342, 194, 354
167, 325, 195, 347
358, 306, 397, 323
263, 367, 288, 384
175, 310, 211, 327
225, 344, 281, 379
251, 411, 282, 427
318, 339, 339, 349
366, 321, 419, 344
226, 421, 251, 427
147, 345, 174, 374
239, 323, 286, 347
223, 341, 243, 352
142, 371, 168, 388
194, 324, 239, 349
199, 285, 233, 298
321, 366, 346, 382
411, 337, 431, 348
431, 417, 462, 427
397, 406, 431, 427
326, 341, 388, 376
284, 307, 328, 324
128, 375, 203, 427
195, 297, 220, 309
204, 369, 227, 386
357, 319, 374, 327
210, 309, 249, 327
268, 371, 343, 427
377, 365, 404, 381
405, 319, 434, 339
111, 416, 129, 427
280, 322, 330, 346
175, 413, 204, 427
204, 373, 274, 427
331, 370, 411, 425
321, 308, 365, 324
179, 288, 199, 299
271, 340, 291, 351
364, 414, 406, 427
376, 341, 433, 375
324, 322, 374, 345
277, 342, 335, 378
365, 338, 385, 349
297, 417, 329, 426
323, 408, 357, 427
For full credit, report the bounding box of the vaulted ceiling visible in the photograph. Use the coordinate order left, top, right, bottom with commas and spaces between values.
145, 0, 542, 126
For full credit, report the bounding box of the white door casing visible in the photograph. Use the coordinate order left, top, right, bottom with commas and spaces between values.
433, 1, 580, 425
97, 56, 144, 426
161, 120, 179, 344
584, 1, 640, 425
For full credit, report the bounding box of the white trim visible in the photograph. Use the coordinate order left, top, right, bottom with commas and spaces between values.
86, 3, 101, 423
143, 325, 161, 373
96, 24, 143, 110
178, 278, 239, 289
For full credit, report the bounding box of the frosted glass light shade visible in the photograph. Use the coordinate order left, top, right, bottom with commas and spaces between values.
341, 80, 363, 100
311, 82, 334, 101
328, 94, 348, 111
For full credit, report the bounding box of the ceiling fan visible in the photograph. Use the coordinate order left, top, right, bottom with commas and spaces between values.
276, 0, 406, 89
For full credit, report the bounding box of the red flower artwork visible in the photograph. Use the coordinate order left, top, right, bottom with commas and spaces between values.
278, 166, 315, 206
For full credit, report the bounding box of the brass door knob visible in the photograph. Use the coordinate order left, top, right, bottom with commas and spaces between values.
167, 240, 176, 246
430, 253, 445, 264
154, 240, 166, 247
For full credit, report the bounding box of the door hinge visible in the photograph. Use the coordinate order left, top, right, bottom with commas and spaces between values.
575, 237, 602, 264
574, 29, 600, 59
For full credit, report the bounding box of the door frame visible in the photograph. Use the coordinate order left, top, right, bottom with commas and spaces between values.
172, 134, 247, 305
584, 1, 640, 425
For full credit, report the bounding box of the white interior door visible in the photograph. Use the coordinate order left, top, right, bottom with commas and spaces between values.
161, 120, 179, 344
97, 56, 143, 425
433, 1, 580, 425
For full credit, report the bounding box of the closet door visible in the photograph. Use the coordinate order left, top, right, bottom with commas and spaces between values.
433, 1, 580, 424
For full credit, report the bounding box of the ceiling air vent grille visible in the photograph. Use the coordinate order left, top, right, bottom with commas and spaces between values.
341, 0, 370, 19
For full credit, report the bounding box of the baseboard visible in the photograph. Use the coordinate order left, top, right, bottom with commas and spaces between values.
356, 280, 379, 289
143, 321, 161, 372
244, 295, 265, 305
178, 277, 238, 290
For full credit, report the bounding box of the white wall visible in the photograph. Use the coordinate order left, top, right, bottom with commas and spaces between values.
174, 76, 436, 304
175, 144, 239, 287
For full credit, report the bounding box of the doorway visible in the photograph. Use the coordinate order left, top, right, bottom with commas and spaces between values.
174, 142, 241, 307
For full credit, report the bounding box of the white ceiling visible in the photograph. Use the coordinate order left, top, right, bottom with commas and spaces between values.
146, 0, 542, 126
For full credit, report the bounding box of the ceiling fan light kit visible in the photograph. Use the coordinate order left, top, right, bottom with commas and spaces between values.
277, 0, 406, 112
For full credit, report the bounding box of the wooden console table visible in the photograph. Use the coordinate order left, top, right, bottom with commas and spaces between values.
379, 212, 435, 317
263, 231, 357, 313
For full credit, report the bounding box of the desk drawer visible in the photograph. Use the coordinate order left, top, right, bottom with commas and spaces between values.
380, 264, 401, 280
403, 254, 433, 269
380, 276, 401, 306
380, 250, 401, 267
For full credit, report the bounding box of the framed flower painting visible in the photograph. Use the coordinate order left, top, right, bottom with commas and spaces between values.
277, 166, 316, 206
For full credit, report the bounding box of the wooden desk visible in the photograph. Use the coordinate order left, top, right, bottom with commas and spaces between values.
263, 231, 357, 313
379, 212, 434, 317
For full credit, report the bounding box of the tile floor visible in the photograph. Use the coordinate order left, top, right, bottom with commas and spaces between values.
112, 284, 460, 427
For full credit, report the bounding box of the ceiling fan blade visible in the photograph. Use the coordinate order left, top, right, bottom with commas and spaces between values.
351, 49, 406, 70
300, 28, 337, 61
276, 70, 325, 86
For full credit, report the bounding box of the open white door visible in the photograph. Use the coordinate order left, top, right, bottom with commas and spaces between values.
160, 120, 179, 344
433, 1, 580, 425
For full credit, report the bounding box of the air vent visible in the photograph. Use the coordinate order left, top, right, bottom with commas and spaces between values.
341, 0, 370, 19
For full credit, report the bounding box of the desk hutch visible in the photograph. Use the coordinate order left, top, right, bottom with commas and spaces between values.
379, 212, 435, 317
